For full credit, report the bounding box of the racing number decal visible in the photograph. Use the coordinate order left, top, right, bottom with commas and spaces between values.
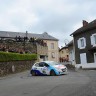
42, 70, 46, 74
42, 67, 48, 74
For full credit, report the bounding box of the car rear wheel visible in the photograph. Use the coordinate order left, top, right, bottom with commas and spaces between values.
31, 70, 36, 76
50, 70, 56, 76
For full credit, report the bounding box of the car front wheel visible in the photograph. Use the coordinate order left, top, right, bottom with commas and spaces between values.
50, 70, 56, 76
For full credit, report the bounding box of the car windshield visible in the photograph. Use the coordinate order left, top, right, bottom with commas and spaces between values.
48, 61, 59, 66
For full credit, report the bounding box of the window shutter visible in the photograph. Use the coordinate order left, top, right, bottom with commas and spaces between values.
77, 39, 80, 48
90, 35, 94, 45
84, 38, 86, 47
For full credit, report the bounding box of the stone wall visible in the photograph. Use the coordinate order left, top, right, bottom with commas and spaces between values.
0, 41, 37, 54
0, 60, 35, 77
0, 40, 48, 54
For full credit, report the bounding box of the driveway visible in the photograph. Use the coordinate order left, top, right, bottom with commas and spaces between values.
0, 70, 96, 96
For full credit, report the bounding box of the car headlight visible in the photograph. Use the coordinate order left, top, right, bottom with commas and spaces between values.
55, 68, 62, 72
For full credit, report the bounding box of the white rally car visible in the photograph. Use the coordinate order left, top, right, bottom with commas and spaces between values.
30, 61, 67, 76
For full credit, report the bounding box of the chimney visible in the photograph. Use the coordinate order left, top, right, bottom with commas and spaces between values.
82, 20, 88, 27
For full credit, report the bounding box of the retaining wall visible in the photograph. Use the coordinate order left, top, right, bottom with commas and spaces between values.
0, 60, 35, 76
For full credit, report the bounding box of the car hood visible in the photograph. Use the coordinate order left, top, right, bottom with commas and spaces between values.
53, 64, 66, 69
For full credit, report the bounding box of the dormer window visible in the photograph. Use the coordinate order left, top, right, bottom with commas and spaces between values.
77, 37, 86, 49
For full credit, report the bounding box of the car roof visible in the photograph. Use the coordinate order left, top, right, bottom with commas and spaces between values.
34, 61, 56, 65
42, 61, 55, 63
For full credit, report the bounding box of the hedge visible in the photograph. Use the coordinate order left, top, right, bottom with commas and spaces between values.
0, 52, 37, 62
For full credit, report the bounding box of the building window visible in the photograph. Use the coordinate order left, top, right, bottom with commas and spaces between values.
81, 39, 84, 47
51, 43, 54, 49
51, 52, 55, 58
91, 34, 96, 46
94, 35, 96, 44
66, 49, 69, 53
78, 37, 86, 49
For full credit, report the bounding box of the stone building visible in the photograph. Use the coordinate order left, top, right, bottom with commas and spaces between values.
0, 31, 59, 62
59, 46, 69, 62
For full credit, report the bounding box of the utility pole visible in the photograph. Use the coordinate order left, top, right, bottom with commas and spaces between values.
23, 31, 28, 52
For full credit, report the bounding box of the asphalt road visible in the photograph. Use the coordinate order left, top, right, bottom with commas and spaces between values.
0, 70, 96, 96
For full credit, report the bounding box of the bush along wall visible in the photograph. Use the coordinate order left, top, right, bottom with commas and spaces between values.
0, 52, 37, 76
0, 52, 37, 62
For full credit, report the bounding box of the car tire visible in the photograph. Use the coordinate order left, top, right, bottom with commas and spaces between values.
31, 70, 36, 76
50, 70, 56, 76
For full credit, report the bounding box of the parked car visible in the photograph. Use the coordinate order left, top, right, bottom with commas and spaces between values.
30, 61, 67, 76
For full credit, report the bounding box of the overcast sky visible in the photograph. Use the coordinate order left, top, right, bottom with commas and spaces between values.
0, 0, 96, 47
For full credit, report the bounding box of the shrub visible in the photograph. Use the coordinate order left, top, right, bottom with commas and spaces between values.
0, 51, 37, 62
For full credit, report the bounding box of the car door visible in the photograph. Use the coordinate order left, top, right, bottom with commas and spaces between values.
37, 62, 45, 74
37, 62, 50, 75
35, 62, 50, 75
43, 63, 50, 75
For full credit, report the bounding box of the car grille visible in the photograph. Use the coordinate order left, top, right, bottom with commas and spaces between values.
62, 68, 66, 72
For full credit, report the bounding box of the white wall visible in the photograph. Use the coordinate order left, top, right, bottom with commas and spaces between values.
69, 49, 75, 64
75, 63, 96, 69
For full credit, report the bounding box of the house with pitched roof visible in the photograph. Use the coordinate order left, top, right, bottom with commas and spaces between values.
71, 20, 96, 69
66, 40, 75, 64
59, 46, 69, 62
0, 31, 59, 62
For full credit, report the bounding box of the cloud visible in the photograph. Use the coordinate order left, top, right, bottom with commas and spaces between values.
0, 0, 39, 31
0, 0, 96, 47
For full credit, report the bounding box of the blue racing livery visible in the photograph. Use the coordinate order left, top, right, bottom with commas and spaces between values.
30, 61, 67, 76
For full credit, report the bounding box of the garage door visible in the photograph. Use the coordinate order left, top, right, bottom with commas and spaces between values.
80, 53, 87, 64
